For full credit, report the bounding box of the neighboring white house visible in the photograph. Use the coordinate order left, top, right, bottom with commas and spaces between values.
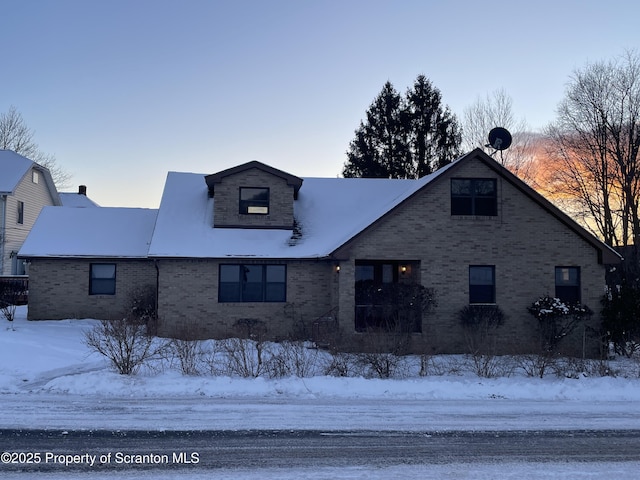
0, 150, 61, 275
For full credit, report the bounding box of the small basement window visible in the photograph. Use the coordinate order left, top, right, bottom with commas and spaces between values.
239, 187, 269, 215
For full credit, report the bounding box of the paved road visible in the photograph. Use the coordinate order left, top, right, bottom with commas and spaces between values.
1, 429, 639, 474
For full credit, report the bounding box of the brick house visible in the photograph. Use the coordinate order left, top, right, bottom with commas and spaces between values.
19, 148, 620, 354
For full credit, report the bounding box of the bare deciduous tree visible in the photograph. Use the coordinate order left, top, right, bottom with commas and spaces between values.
0, 106, 71, 189
462, 88, 537, 183
545, 50, 640, 247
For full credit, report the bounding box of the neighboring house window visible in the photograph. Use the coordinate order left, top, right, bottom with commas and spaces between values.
219, 264, 286, 302
239, 187, 269, 214
451, 178, 497, 216
469, 265, 495, 303
32, 170, 39, 184
17, 201, 24, 224
555, 266, 580, 303
90, 263, 116, 295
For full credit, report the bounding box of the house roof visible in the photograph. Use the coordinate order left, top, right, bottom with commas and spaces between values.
147, 164, 453, 258
19, 207, 158, 258
19, 148, 621, 264
0, 150, 33, 194
59, 192, 100, 207
0, 149, 61, 205
204, 160, 304, 197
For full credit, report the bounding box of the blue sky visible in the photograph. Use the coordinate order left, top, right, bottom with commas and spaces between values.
1, 0, 638, 208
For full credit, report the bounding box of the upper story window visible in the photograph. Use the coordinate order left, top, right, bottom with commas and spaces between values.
555, 266, 580, 303
451, 178, 497, 216
239, 187, 269, 215
32, 170, 39, 184
17, 201, 24, 224
469, 265, 495, 304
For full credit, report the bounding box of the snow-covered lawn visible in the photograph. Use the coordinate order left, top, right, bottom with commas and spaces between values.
1, 306, 640, 478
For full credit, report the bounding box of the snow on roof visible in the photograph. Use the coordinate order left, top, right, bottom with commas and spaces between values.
0, 149, 34, 193
59, 192, 100, 207
19, 207, 158, 258
147, 163, 456, 259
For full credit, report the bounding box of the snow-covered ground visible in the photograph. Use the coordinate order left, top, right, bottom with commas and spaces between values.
1, 306, 640, 478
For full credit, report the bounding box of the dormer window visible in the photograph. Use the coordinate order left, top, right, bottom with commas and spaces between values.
240, 187, 269, 215
32, 170, 39, 184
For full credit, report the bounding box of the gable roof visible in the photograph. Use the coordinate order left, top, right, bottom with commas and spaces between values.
20, 149, 620, 264
147, 160, 459, 259
19, 207, 158, 258
0, 149, 61, 205
329, 148, 620, 264
0, 150, 33, 194
464, 149, 621, 265
59, 192, 100, 207
204, 160, 304, 198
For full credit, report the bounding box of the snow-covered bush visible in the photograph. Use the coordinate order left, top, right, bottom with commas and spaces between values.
527, 295, 592, 353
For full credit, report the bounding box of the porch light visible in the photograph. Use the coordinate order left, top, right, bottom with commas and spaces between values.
400, 265, 408, 275
335, 265, 341, 273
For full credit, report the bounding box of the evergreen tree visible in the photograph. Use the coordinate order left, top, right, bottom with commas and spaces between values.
405, 75, 462, 176
343, 82, 409, 178
343, 76, 461, 179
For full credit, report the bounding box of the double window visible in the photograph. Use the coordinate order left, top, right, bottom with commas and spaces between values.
555, 266, 580, 303
90, 263, 116, 295
451, 178, 497, 216
239, 187, 269, 215
219, 264, 286, 302
469, 265, 495, 304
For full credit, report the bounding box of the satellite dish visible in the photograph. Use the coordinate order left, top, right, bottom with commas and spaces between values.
486, 127, 512, 151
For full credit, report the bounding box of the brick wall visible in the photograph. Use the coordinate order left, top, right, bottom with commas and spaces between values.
213, 168, 295, 229
333, 158, 607, 356
156, 258, 336, 340
27, 258, 156, 320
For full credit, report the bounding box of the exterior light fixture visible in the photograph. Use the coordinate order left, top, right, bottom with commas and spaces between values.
335, 265, 341, 273
401, 265, 407, 274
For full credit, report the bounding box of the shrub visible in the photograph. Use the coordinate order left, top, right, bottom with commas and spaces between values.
601, 283, 640, 357
170, 339, 204, 375
84, 288, 164, 375
528, 295, 592, 353
0, 280, 23, 324
217, 319, 270, 378
266, 340, 320, 378
84, 318, 164, 375
459, 304, 506, 378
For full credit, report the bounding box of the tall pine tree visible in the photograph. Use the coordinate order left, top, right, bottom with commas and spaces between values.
343, 82, 409, 178
343, 76, 461, 179
406, 75, 462, 176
